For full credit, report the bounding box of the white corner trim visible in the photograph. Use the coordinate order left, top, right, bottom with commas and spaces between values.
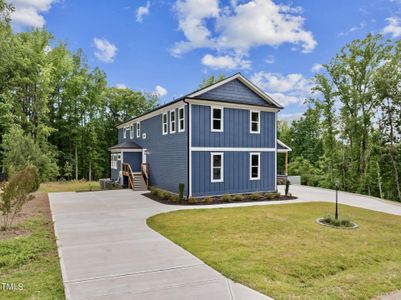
210, 152, 224, 183
189, 103, 192, 197
210, 106, 224, 132
191, 147, 275, 152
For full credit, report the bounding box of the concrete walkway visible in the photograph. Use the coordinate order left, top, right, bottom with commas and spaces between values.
49, 186, 401, 299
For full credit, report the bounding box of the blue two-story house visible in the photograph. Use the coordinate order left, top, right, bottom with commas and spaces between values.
109, 73, 290, 197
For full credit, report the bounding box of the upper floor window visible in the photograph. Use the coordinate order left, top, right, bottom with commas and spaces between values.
123, 126, 129, 139
162, 113, 168, 135
178, 107, 185, 132
136, 122, 141, 138
211, 153, 224, 182
130, 124, 134, 139
250, 152, 260, 180
250, 111, 260, 134
211, 107, 223, 132
170, 110, 176, 133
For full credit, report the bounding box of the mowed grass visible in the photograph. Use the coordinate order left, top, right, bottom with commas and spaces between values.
147, 202, 401, 300
0, 216, 64, 299
39, 180, 100, 193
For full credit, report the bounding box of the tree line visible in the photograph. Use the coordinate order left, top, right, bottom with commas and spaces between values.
0, 1, 157, 182
280, 34, 401, 202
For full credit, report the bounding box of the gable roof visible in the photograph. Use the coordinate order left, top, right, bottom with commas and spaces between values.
277, 139, 292, 152
117, 73, 282, 128
108, 141, 142, 151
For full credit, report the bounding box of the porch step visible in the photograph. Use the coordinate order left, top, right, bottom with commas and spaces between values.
133, 174, 148, 191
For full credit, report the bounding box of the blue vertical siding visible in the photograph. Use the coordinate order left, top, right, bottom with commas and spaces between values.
117, 106, 188, 194
191, 151, 276, 197
196, 79, 269, 106
191, 104, 275, 148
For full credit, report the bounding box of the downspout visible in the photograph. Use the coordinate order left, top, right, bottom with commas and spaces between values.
183, 98, 190, 199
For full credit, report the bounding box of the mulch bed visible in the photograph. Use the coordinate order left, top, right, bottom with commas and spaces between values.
143, 192, 297, 206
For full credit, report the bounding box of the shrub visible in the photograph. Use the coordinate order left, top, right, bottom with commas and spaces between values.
178, 183, 185, 200
187, 197, 197, 204
273, 192, 281, 199
265, 192, 274, 200
250, 193, 262, 200
222, 194, 232, 202
233, 194, 244, 201
170, 194, 180, 202
204, 197, 214, 204
285, 180, 290, 196
322, 214, 353, 227
0, 165, 39, 230
160, 191, 170, 201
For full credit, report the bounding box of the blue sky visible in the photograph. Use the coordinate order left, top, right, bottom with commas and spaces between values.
9, 0, 401, 121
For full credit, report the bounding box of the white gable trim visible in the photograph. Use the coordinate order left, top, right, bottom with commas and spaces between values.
188, 73, 282, 108
277, 139, 292, 152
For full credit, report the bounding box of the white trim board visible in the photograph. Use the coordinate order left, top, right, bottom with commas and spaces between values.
277, 139, 292, 152
188, 99, 280, 112
191, 147, 276, 152
110, 149, 142, 153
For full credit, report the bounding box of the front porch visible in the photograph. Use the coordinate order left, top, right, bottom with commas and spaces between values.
277, 140, 292, 184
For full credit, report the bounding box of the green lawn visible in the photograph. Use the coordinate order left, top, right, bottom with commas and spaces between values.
39, 180, 100, 193
0, 210, 64, 299
147, 202, 401, 300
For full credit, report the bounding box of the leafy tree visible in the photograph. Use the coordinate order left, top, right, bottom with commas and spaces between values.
198, 74, 225, 89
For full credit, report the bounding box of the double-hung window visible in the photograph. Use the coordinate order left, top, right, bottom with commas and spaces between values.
211, 107, 223, 132
130, 124, 134, 139
211, 153, 224, 182
123, 127, 127, 139
162, 113, 168, 135
136, 122, 141, 138
111, 154, 118, 169
178, 107, 185, 132
170, 110, 176, 133
250, 111, 260, 134
250, 153, 261, 180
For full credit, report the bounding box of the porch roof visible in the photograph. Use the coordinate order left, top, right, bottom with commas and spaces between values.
108, 141, 142, 151
277, 140, 292, 152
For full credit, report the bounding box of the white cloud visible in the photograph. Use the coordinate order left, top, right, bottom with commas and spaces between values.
251, 71, 313, 106
172, 0, 317, 58
154, 85, 168, 97
201, 53, 251, 70
311, 63, 323, 73
136, 1, 150, 23
9, 0, 56, 28
265, 55, 275, 64
115, 83, 127, 89
93, 38, 117, 63
383, 17, 401, 38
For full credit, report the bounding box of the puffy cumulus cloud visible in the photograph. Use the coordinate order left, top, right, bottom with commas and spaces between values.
201, 53, 251, 70
93, 38, 118, 63
383, 17, 401, 38
172, 0, 316, 60
311, 63, 323, 73
251, 71, 314, 106
154, 85, 167, 97
9, 0, 56, 28
136, 1, 150, 23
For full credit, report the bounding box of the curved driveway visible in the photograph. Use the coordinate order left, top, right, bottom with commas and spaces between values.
49, 185, 401, 299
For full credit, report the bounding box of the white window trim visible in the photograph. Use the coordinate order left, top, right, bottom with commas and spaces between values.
130, 124, 134, 139
178, 107, 185, 132
162, 113, 168, 135
211, 152, 224, 183
211, 107, 223, 132
136, 122, 141, 138
123, 127, 127, 139
170, 109, 176, 134
250, 110, 260, 134
250, 152, 261, 180
111, 154, 118, 169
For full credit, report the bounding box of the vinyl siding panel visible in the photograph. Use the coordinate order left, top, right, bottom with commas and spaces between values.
192, 151, 275, 197
192, 104, 276, 148
196, 79, 269, 106
123, 152, 142, 172
117, 106, 188, 194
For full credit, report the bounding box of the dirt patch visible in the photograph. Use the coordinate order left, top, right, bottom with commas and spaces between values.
0, 191, 51, 240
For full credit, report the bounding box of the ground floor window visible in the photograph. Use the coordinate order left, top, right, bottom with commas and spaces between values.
111, 154, 118, 169
211, 152, 224, 182
250, 152, 260, 180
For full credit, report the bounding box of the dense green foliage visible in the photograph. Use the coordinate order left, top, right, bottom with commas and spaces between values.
0, 1, 157, 181
281, 34, 401, 202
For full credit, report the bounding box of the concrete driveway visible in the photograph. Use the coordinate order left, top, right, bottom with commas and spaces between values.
49, 186, 401, 299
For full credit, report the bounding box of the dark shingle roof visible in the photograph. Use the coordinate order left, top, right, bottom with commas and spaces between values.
108, 141, 142, 151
